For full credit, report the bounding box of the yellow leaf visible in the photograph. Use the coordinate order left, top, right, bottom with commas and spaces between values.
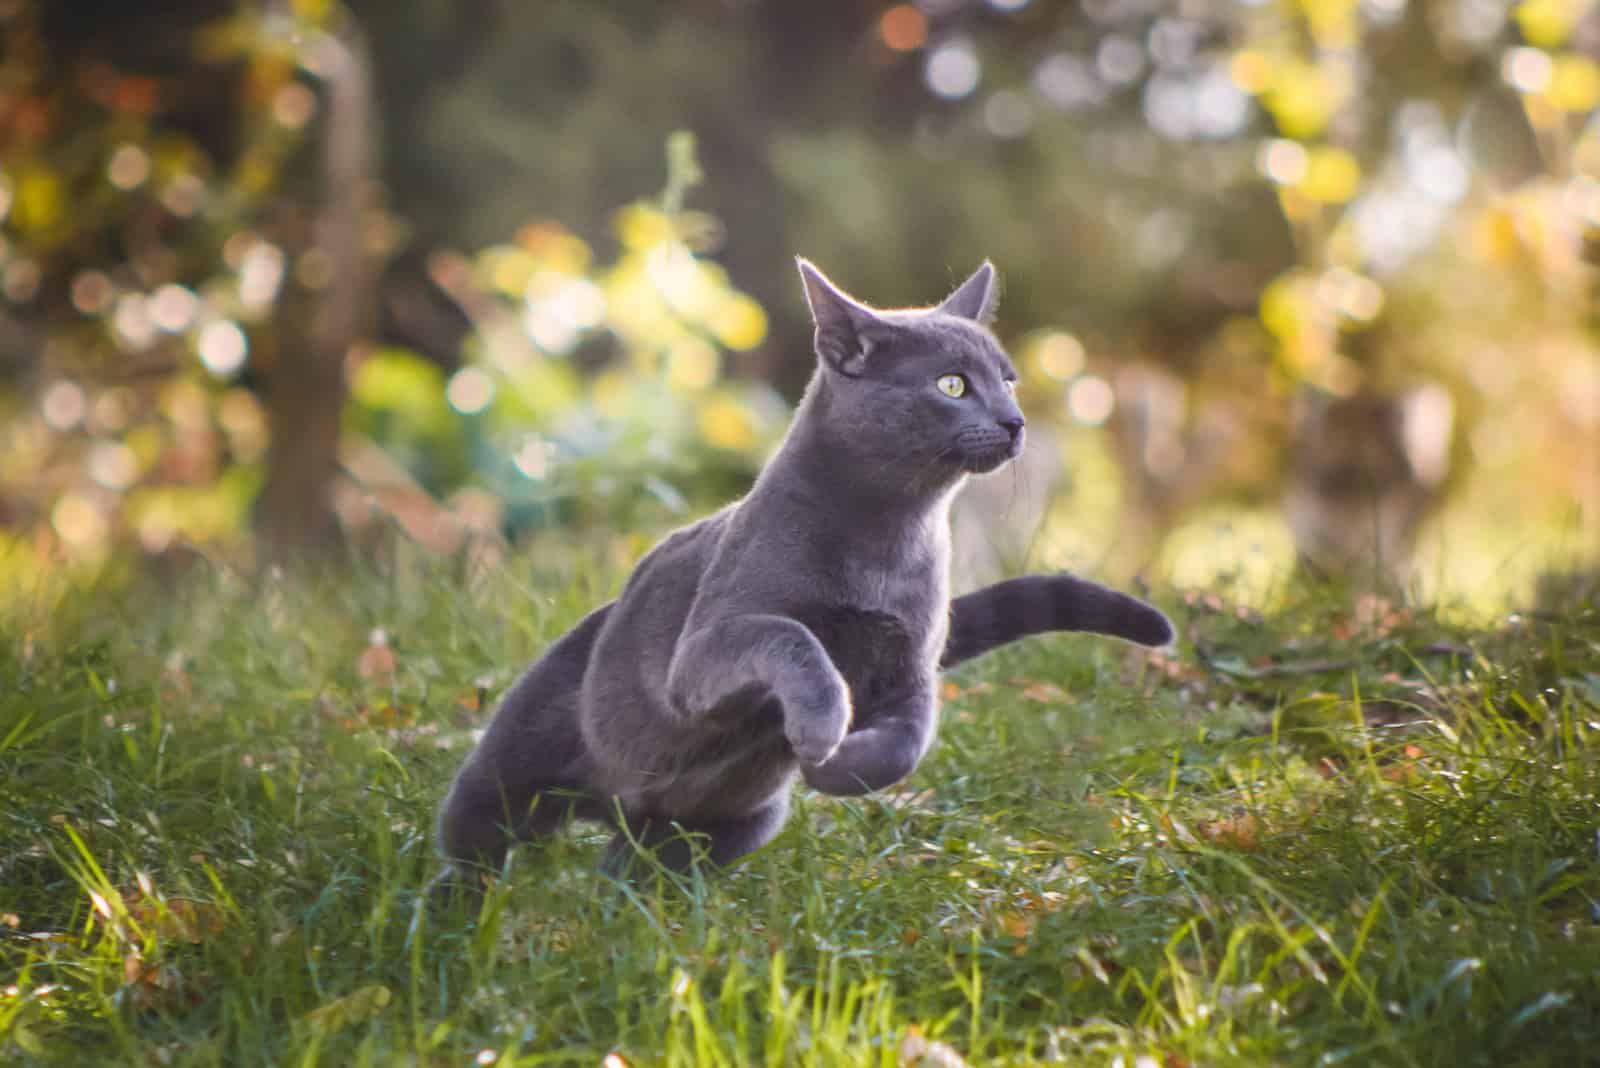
1258, 272, 1311, 343
14, 168, 64, 233
1514, 0, 1593, 48
1229, 50, 1273, 94
479, 246, 538, 297
1299, 0, 1359, 47
1549, 54, 1600, 112
1301, 147, 1362, 204
710, 294, 768, 351
698, 396, 755, 451
615, 205, 674, 250
516, 223, 593, 275
1264, 60, 1345, 139
291, 0, 334, 22
1472, 206, 1524, 264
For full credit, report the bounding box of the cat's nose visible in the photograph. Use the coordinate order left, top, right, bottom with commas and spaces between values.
999, 417, 1025, 442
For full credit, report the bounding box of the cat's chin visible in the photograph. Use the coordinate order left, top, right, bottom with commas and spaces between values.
958, 449, 1019, 475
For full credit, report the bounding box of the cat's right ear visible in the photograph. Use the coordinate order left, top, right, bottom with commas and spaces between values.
796, 258, 879, 374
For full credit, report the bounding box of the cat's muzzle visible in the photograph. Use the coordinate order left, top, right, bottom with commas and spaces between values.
958, 432, 1024, 474
947, 422, 1024, 473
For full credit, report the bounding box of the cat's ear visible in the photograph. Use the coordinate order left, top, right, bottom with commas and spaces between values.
937, 261, 999, 326
796, 258, 881, 374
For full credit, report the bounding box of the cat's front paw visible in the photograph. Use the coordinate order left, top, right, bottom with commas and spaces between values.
785, 679, 852, 766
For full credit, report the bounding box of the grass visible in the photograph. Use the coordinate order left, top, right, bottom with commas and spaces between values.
1, 545, 1597, 1066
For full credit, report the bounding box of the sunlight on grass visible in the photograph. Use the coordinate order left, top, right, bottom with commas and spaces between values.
1, 551, 1596, 1065
1159, 507, 1298, 606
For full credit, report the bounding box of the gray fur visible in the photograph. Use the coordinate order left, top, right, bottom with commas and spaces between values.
435, 260, 1173, 888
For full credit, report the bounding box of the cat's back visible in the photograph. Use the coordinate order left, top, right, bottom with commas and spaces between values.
588, 508, 732, 687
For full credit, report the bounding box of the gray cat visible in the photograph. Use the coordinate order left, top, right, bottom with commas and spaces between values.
435, 259, 1173, 884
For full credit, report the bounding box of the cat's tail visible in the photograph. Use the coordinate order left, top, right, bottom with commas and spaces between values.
941, 574, 1174, 670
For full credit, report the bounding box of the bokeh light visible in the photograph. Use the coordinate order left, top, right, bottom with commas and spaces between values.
1034, 53, 1105, 110
1067, 375, 1115, 426
106, 144, 150, 190
513, 435, 556, 479
70, 271, 113, 316
150, 285, 199, 333
880, 5, 927, 52
1033, 332, 1085, 380
239, 243, 287, 310
0, 0, 1593, 603
272, 83, 317, 128
41, 380, 87, 431
1503, 46, 1553, 92
1096, 35, 1144, 86
198, 321, 249, 378
1257, 139, 1309, 185
925, 40, 980, 99
88, 440, 139, 491
446, 368, 496, 415
113, 295, 155, 350
983, 90, 1033, 139
51, 493, 108, 552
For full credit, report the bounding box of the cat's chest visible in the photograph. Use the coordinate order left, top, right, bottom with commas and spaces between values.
825, 522, 949, 676
793, 602, 929, 700
836, 515, 949, 614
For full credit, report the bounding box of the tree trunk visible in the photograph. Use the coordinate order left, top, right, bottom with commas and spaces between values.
256, 15, 379, 559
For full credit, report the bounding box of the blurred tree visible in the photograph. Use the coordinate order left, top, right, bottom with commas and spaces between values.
0, 0, 388, 559
2, 0, 1595, 595
251, 5, 381, 557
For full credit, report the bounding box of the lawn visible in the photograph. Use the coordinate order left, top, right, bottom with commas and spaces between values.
1, 546, 1597, 1066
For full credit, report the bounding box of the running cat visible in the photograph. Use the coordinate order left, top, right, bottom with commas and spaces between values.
435, 259, 1173, 883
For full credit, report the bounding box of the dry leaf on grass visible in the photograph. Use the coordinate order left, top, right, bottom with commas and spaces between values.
900, 1027, 972, 1068
1020, 681, 1072, 705
1198, 812, 1260, 851
357, 628, 396, 679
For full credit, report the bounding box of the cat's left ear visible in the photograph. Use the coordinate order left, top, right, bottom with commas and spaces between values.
797, 258, 883, 374
937, 261, 1000, 326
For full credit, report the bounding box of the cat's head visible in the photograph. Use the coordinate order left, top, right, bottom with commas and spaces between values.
796, 258, 1024, 479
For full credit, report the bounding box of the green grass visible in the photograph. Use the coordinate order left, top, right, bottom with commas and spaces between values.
1, 547, 1597, 1066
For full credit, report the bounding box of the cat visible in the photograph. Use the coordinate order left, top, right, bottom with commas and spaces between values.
434, 259, 1174, 886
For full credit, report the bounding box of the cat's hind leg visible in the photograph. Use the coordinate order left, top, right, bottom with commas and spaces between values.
598, 793, 791, 877
433, 604, 613, 897
435, 735, 602, 881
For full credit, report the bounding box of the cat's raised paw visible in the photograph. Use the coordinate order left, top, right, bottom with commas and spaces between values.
785, 684, 852, 766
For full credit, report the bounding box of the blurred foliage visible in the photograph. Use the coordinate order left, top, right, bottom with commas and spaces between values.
0, 1, 342, 559
0, 4, 781, 564
338, 134, 786, 549
0, 0, 1597, 595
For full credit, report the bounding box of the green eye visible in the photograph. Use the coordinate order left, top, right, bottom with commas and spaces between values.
936, 374, 967, 398
1003, 378, 1017, 392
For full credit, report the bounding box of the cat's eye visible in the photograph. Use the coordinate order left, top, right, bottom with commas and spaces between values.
936, 374, 968, 398
1003, 378, 1017, 393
